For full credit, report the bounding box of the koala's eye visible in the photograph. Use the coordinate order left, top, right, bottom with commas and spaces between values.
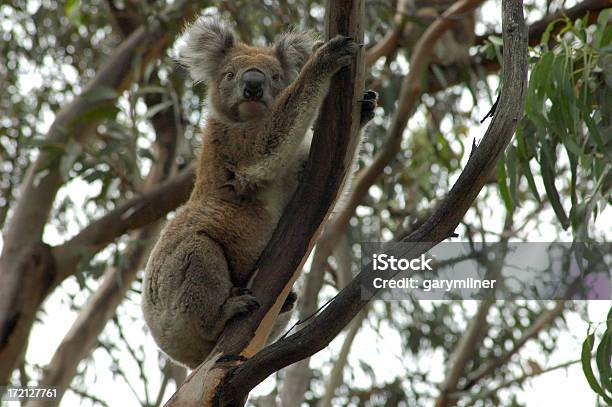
272, 73, 281, 81
225, 72, 235, 80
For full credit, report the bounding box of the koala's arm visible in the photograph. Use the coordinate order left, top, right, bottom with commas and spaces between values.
236, 36, 359, 186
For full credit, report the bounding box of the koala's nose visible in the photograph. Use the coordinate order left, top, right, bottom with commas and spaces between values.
242, 69, 265, 100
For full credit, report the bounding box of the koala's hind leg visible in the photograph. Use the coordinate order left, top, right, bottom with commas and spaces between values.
178, 235, 259, 344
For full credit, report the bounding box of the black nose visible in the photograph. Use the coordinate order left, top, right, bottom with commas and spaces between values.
242, 69, 264, 100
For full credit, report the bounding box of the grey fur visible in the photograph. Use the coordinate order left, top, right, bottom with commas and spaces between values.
178, 17, 236, 82
274, 30, 318, 81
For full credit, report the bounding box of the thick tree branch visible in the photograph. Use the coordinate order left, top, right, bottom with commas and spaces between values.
219, 0, 527, 396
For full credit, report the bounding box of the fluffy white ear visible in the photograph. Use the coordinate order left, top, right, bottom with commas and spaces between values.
177, 17, 236, 83
274, 30, 318, 80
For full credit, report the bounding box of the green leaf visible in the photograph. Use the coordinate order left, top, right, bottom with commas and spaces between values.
506, 146, 519, 207
64, 0, 83, 26
145, 99, 174, 119
539, 139, 570, 229
584, 114, 607, 155
497, 156, 514, 213
582, 332, 612, 403
600, 26, 612, 49
521, 158, 541, 203
570, 202, 587, 231
567, 148, 578, 207
540, 19, 557, 46
596, 331, 612, 394
595, 9, 611, 48
136, 85, 168, 96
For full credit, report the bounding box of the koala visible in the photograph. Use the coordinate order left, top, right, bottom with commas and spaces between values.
142, 17, 377, 369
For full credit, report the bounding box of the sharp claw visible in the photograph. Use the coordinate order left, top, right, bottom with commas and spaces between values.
363, 90, 378, 100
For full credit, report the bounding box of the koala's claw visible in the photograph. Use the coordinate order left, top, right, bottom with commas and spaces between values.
316, 35, 359, 73
362, 90, 378, 101
359, 90, 378, 125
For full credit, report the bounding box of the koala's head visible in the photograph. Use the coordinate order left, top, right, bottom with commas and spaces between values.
178, 17, 317, 123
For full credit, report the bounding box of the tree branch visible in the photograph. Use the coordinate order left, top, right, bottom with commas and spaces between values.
461, 300, 567, 390
52, 165, 194, 283
219, 0, 527, 397
475, 0, 610, 47
463, 359, 581, 403
364, 0, 410, 67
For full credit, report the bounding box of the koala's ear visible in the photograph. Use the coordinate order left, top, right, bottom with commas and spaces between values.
178, 17, 236, 83
274, 30, 318, 79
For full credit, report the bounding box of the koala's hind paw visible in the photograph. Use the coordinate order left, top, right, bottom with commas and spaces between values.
231, 287, 253, 296
280, 290, 298, 313
359, 90, 378, 125
223, 291, 260, 319
316, 35, 359, 74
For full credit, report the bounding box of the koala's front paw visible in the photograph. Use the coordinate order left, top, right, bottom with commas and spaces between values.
314, 35, 359, 75
359, 90, 378, 125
